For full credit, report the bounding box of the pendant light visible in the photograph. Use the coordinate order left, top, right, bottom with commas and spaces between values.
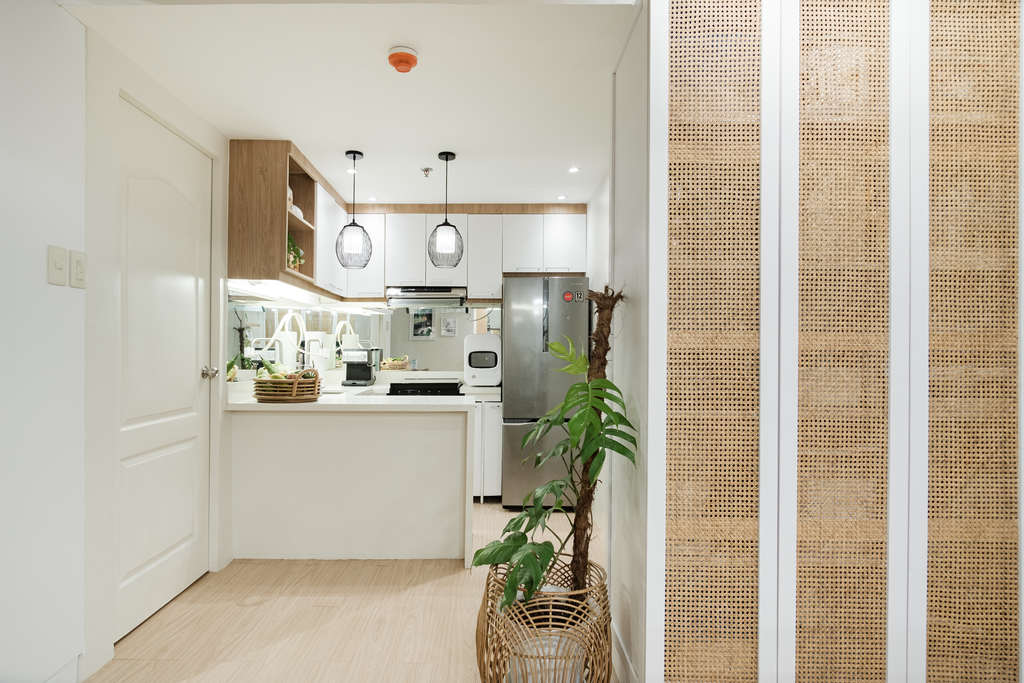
427, 151, 464, 269
336, 150, 372, 269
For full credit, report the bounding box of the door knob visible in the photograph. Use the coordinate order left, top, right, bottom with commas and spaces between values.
201, 365, 220, 379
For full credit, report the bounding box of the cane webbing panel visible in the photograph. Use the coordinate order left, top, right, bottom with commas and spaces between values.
667, 0, 760, 679
797, 0, 890, 678
927, 1, 1019, 679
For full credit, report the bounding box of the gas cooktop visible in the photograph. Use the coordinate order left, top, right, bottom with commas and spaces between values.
387, 381, 463, 396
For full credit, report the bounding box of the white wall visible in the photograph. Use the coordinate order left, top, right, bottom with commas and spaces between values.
0, 1, 85, 680
588, 173, 614, 571
81, 31, 230, 680
609, 5, 649, 682
588, 175, 612, 288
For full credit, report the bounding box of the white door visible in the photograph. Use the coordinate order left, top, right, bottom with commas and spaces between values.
426, 213, 469, 286
502, 214, 544, 272
543, 213, 587, 272
468, 214, 502, 298
385, 213, 426, 286
346, 213, 386, 298
115, 99, 211, 638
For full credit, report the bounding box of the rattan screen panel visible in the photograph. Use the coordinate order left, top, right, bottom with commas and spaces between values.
927, 1, 1019, 679
797, 0, 890, 679
667, 0, 760, 679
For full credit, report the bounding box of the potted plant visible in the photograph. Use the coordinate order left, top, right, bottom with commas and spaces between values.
474, 287, 633, 683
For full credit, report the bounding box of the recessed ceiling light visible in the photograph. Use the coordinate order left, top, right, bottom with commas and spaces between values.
557, 194, 567, 201
568, 166, 579, 174
347, 168, 357, 174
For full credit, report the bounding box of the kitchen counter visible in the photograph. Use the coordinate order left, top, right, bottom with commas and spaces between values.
224, 371, 495, 567
224, 371, 500, 412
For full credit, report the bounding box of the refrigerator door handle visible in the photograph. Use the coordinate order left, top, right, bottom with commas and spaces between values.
541, 277, 549, 352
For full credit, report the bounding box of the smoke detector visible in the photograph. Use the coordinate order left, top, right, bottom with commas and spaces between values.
388, 46, 418, 73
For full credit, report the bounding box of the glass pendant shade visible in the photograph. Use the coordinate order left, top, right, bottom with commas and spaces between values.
428, 150, 463, 268
337, 149, 371, 269
336, 220, 372, 269
428, 220, 464, 268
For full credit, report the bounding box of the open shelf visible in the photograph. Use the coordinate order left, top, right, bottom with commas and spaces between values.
287, 209, 315, 234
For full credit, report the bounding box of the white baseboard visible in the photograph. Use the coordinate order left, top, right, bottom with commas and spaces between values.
612, 622, 640, 683
46, 656, 78, 683
76, 644, 114, 683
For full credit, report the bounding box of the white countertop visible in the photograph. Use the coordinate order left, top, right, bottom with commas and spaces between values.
225, 374, 500, 412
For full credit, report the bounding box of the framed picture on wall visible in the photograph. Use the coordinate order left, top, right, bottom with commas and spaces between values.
409, 309, 436, 340
440, 314, 458, 337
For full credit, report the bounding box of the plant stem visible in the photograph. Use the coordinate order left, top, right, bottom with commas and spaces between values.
570, 285, 625, 591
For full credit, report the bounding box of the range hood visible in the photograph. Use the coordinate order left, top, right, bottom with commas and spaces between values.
386, 286, 467, 308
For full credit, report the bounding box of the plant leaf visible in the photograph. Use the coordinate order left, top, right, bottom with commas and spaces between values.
497, 539, 556, 609
604, 427, 638, 446
589, 378, 623, 394
502, 512, 528, 534
472, 531, 527, 567
548, 340, 568, 358
588, 449, 606, 482
600, 435, 636, 463
591, 389, 625, 408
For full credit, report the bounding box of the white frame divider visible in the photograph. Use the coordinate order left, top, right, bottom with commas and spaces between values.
778, 0, 800, 678
759, 0, 782, 678
646, 0, 669, 679
888, 0, 912, 679
907, 0, 931, 678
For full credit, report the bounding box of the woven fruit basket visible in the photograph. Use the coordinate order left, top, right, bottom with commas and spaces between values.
253, 369, 321, 403
381, 355, 410, 371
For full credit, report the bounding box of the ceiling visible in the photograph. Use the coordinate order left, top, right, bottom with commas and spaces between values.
69, 3, 636, 203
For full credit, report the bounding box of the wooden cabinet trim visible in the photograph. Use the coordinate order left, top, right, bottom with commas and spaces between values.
352, 203, 586, 215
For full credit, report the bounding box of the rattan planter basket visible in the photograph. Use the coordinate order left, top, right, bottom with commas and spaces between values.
476, 555, 611, 683
252, 369, 321, 403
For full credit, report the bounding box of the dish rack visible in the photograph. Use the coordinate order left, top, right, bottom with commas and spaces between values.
253, 369, 321, 403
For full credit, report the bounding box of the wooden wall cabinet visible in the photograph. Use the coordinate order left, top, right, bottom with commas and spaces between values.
228, 139, 347, 299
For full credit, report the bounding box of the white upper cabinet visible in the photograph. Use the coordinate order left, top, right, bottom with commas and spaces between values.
501, 214, 544, 272
344, 213, 386, 298
385, 213, 427, 286
314, 184, 347, 296
542, 213, 587, 273
467, 215, 502, 298
426, 213, 468, 286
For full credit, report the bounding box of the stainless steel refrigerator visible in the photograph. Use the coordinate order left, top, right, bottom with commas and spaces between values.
501, 275, 590, 507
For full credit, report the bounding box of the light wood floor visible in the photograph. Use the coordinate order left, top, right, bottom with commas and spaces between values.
88, 503, 606, 683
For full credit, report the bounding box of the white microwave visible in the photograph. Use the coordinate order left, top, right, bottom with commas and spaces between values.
464, 334, 501, 387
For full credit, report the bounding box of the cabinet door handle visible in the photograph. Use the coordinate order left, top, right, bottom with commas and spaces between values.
546, 266, 570, 271
515, 267, 539, 272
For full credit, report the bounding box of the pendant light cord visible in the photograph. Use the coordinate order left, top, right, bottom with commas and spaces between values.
444, 156, 449, 222
351, 156, 357, 221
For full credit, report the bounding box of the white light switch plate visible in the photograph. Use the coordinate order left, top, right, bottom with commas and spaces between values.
47, 245, 67, 286
70, 250, 87, 289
